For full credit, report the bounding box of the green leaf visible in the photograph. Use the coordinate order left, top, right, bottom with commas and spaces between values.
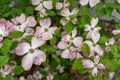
0, 56, 9, 66
52, 54, 60, 63
25, 7, 33, 15
50, 37, 57, 45
72, 59, 89, 74
54, 28, 61, 37
5, 75, 15, 80
65, 22, 74, 34
98, 36, 109, 44
110, 45, 118, 54
46, 10, 56, 16
9, 30, 24, 38
13, 66, 24, 75
81, 43, 90, 57
1, 39, 12, 56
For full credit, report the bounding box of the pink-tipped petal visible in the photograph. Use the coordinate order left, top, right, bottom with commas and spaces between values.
43, 1, 53, 9
33, 50, 46, 65
79, 0, 89, 6
61, 49, 70, 59
73, 37, 83, 48
26, 16, 36, 27
84, 24, 91, 31
98, 63, 105, 69
16, 13, 26, 24
72, 28, 77, 37
31, 37, 45, 49
57, 41, 68, 49
34, 26, 44, 37
112, 30, 120, 35
40, 18, 51, 28
71, 18, 78, 25
15, 42, 30, 56
60, 8, 70, 17
71, 8, 78, 15
22, 54, 33, 71
31, 0, 39, 5
49, 26, 57, 34
95, 45, 104, 56
42, 32, 53, 40
92, 67, 98, 77
60, 19, 68, 25
91, 31, 100, 43
89, 0, 100, 7
82, 59, 94, 68
56, 2, 63, 10
3, 65, 12, 75
91, 18, 98, 28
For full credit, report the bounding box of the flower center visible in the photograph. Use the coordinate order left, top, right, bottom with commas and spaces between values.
93, 43, 96, 47
94, 63, 98, 67
70, 37, 74, 40
29, 48, 34, 53
44, 28, 48, 32
0, 34, 2, 37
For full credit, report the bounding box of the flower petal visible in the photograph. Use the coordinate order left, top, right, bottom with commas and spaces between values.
56, 2, 63, 10
57, 41, 68, 49
60, 8, 70, 17
26, 16, 36, 27
22, 54, 33, 71
92, 67, 98, 77
15, 42, 30, 56
42, 32, 53, 40
33, 50, 46, 65
31, 37, 45, 49
91, 18, 98, 28
112, 30, 120, 35
89, 0, 100, 7
79, 0, 89, 6
72, 28, 77, 37
16, 13, 26, 24
43, 1, 53, 9
40, 18, 51, 28
84, 24, 91, 31
82, 59, 94, 68
73, 37, 83, 48
61, 49, 70, 59
31, 0, 40, 5
95, 45, 104, 56
98, 63, 105, 70
91, 31, 100, 43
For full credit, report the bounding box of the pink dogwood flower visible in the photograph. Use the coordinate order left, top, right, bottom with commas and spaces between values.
118, 0, 120, 4
0, 19, 14, 41
15, 37, 46, 71
84, 18, 101, 43
12, 13, 36, 32
82, 55, 105, 77
35, 18, 57, 40
105, 37, 115, 52
31, 0, 53, 18
1, 64, 13, 78
85, 40, 104, 57
79, 0, 100, 7
57, 41, 82, 60
60, 8, 78, 25
65, 28, 83, 48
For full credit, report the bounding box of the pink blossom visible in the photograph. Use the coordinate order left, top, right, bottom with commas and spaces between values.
15, 37, 46, 71
105, 37, 115, 52
35, 18, 57, 40
79, 0, 100, 7
118, 0, 120, 4
1, 64, 13, 77
31, 0, 53, 18
60, 8, 78, 25
82, 55, 105, 77
84, 18, 101, 43
65, 28, 83, 48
